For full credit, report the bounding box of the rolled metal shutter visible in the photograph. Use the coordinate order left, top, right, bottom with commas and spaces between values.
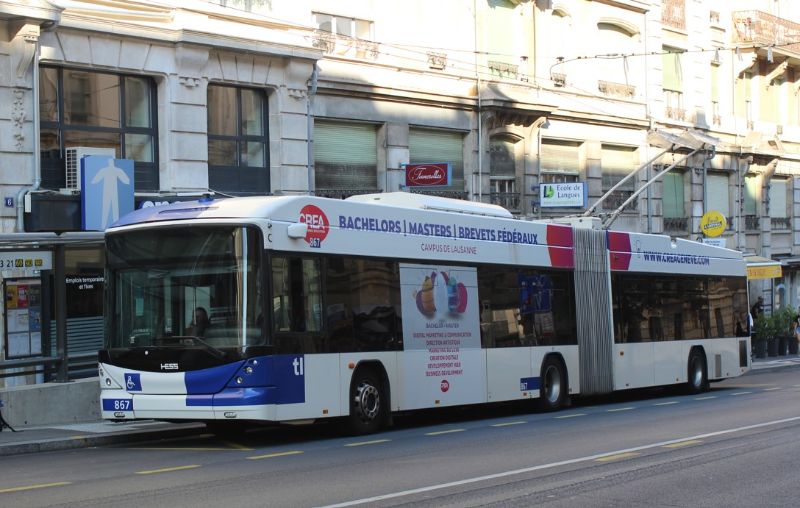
314, 122, 377, 190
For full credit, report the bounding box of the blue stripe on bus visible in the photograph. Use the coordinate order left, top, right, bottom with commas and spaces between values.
187, 387, 276, 407
184, 354, 305, 406
185, 361, 245, 394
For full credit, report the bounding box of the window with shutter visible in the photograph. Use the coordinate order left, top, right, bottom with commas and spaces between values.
409, 128, 465, 198
601, 144, 638, 210
314, 122, 378, 198
706, 173, 730, 217
769, 178, 789, 229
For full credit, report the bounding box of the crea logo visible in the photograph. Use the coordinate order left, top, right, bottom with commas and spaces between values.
299, 205, 329, 248
440, 379, 450, 392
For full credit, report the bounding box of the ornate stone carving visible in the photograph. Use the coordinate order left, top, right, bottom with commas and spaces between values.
12, 88, 26, 151
176, 44, 208, 89
179, 76, 201, 88
287, 87, 307, 100
11, 24, 40, 85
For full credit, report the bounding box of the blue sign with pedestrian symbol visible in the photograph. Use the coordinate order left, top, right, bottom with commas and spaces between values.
81, 156, 134, 231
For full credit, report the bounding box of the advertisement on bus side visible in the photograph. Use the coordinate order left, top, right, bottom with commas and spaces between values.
399, 263, 485, 408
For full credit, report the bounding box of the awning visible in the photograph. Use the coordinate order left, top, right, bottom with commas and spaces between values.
745, 255, 783, 280
779, 256, 800, 266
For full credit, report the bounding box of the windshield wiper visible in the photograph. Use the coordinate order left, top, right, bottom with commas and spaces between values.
155, 336, 227, 360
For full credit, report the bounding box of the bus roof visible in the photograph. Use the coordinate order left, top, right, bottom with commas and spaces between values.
108, 193, 745, 276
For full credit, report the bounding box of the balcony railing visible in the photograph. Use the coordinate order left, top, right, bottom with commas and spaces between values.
427, 51, 447, 70
664, 217, 688, 232
488, 60, 519, 80
662, 0, 686, 30
310, 30, 379, 60
311, 30, 335, 53
490, 192, 521, 212
771, 217, 791, 230
733, 11, 800, 54
314, 188, 378, 200
598, 80, 635, 99
745, 215, 760, 230
602, 192, 638, 212
408, 188, 468, 200
665, 107, 687, 121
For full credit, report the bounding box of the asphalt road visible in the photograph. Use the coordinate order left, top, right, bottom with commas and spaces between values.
3, 367, 800, 508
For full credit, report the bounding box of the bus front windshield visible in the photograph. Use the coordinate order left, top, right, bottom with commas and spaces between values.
105, 225, 264, 350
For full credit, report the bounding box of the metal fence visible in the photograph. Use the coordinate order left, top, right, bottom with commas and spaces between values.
1, 317, 102, 382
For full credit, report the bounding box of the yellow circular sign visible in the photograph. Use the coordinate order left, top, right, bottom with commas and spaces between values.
701, 210, 727, 238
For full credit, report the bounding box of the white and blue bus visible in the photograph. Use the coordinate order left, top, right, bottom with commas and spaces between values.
99, 193, 750, 434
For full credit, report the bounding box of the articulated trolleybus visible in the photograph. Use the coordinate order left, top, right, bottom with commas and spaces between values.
99, 192, 750, 434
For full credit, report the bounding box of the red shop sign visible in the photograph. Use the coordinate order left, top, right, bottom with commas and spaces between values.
405, 163, 451, 187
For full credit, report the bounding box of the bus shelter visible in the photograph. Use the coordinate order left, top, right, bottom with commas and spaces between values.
0, 232, 104, 387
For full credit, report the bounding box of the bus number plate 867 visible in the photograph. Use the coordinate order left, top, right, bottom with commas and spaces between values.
103, 399, 133, 411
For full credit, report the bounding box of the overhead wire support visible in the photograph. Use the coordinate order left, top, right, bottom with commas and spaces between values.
600, 146, 709, 230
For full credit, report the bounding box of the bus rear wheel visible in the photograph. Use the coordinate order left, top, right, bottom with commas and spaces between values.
539, 357, 567, 411
346, 369, 384, 435
686, 349, 708, 394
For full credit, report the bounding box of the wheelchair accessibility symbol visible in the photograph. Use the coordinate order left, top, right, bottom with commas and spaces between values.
124, 373, 142, 392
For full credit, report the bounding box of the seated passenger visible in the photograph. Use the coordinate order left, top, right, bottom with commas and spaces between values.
185, 306, 211, 337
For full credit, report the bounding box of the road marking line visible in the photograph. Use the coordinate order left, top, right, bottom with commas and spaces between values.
69, 435, 89, 440
492, 421, 526, 427
345, 439, 390, 447
247, 450, 304, 460
763, 387, 781, 391
694, 396, 716, 400
425, 429, 465, 436
596, 452, 639, 462
317, 415, 800, 508
607, 407, 635, 412
135, 465, 200, 475
555, 413, 586, 419
0, 482, 71, 494
220, 440, 254, 451
654, 401, 679, 406
662, 439, 702, 449
730, 392, 752, 396
130, 447, 235, 452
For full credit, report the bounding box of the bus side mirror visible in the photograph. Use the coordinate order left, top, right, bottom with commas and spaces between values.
287, 223, 308, 239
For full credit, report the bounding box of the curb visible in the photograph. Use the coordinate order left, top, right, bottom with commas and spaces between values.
749, 362, 800, 374
0, 423, 208, 457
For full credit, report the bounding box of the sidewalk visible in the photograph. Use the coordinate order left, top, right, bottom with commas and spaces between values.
0, 356, 797, 457
0, 419, 208, 456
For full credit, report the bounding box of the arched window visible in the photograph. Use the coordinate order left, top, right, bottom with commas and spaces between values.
596, 21, 638, 91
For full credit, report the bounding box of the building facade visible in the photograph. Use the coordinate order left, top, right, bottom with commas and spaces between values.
1, 0, 799, 385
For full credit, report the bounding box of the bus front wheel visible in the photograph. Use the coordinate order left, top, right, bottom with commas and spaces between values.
686, 349, 708, 394
539, 357, 567, 411
346, 369, 384, 435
